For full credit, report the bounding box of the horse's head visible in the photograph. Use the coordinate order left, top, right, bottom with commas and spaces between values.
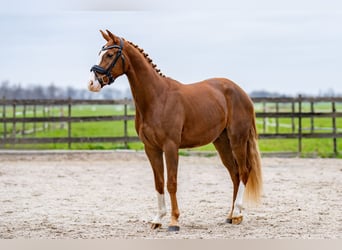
88, 30, 126, 92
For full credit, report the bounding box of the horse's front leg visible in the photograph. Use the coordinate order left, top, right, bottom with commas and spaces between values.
164, 142, 180, 231
144, 146, 166, 229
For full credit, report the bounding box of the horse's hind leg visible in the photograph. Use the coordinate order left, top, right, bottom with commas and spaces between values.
213, 131, 241, 224
229, 131, 251, 225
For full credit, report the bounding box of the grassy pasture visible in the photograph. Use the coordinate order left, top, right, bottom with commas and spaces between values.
1, 102, 341, 157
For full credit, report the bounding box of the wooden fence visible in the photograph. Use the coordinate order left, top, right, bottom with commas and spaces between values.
0, 96, 341, 156
253, 96, 342, 156
0, 98, 139, 149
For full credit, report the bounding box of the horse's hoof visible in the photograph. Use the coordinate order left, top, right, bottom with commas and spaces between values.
168, 225, 180, 232
232, 216, 243, 225
151, 223, 162, 230
226, 218, 233, 224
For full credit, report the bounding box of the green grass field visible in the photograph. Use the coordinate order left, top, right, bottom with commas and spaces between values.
1, 102, 341, 157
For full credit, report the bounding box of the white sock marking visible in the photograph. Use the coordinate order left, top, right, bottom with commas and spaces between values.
233, 182, 245, 217
151, 192, 166, 224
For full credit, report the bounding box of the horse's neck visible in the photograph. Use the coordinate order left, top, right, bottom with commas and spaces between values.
125, 43, 169, 114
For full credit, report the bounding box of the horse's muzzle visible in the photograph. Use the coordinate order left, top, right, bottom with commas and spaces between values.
88, 80, 101, 92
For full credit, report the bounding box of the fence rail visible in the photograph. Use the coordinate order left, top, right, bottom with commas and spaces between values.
0, 98, 139, 149
253, 96, 342, 156
1, 96, 341, 156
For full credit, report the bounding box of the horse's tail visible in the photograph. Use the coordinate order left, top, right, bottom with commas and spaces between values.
244, 115, 263, 204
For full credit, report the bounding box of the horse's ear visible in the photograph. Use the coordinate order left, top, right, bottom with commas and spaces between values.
100, 30, 110, 41
106, 29, 116, 41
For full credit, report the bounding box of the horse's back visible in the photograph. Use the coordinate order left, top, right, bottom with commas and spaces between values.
168, 77, 254, 147
205, 77, 252, 102
174, 77, 254, 120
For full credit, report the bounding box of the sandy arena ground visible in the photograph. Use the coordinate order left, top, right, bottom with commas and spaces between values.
0, 150, 341, 239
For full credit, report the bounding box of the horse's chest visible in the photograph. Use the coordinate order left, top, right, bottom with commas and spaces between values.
137, 120, 180, 147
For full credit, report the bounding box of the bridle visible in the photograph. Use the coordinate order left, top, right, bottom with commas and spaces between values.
90, 37, 125, 86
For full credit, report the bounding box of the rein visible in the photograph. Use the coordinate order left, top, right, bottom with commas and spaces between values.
90, 38, 125, 86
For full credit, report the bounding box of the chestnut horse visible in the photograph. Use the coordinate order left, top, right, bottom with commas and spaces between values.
88, 30, 262, 232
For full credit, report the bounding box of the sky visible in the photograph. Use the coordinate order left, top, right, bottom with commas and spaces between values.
0, 0, 342, 96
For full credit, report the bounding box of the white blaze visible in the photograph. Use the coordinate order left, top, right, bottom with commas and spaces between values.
88, 72, 101, 92
97, 49, 106, 64
88, 49, 107, 92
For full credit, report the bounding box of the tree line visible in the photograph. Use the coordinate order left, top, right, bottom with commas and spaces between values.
0, 81, 340, 100
0, 81, 132, 100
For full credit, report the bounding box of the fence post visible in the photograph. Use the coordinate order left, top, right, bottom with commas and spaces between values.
310, 101, 314, 133
33, 104, 37, 136
12, 100, 16, 147
298, 95, 302, 156
2, 96, 6, 148
22, 104, 26, 136
43, 105, 46, 131
275, 102, 279, 134
332, 100, 337, 156
124, 98, 128, 149
263, 101, 266, 133
60, 106, 65, 129
291, 101, 295, 133
68, 98, 72, 149
47, 105, 51, 130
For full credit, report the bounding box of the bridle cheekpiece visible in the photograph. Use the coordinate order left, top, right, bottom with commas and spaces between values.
90, 37, 125, 86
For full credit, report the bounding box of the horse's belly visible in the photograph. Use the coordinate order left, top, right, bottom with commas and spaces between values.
179, 121, 225, 148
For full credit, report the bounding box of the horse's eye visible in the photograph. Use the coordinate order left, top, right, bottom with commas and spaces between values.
107, 53, 114, 58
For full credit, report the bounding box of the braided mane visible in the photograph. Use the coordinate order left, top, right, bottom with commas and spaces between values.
125, 40, 166, 78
